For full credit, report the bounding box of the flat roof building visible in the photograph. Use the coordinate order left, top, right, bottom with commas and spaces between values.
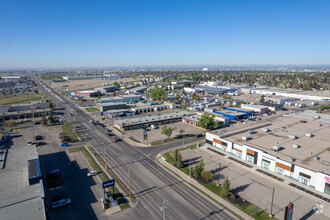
0, 146, 46, 220
98, 102, 127, 112
99, 95, 141, 103
71, 90, 100, 97
62, 75, 120, 80
114, 111, 194, 131
205, 110, 330, 196
94, 85, 118, 94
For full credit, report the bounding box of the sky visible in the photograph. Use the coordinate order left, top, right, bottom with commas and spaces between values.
0, 0, 330, 69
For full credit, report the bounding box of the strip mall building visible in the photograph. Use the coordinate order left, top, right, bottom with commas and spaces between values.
206, 112, 330, 195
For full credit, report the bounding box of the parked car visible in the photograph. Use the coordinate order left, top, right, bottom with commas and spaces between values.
151, 125, 158, 129
196, 134, 204, 138
51, 199, 71, 209
106, 129, 111, 132
87, 170, 98, 177
111, 137, 120, 142
60, 143, 69, 147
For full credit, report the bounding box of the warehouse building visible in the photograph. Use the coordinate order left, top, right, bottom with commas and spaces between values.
114, 111, 194, 131
213, 107, 254, 120
62, 75, 119, 80
260, 102, 284, 111
240, 104, 269, 113
205, 111, 330, 196
182, 114, 227, 128
94, 85, 118, 94
125, 86, 148, 94
99, 95, 141, 103
132, 104, 177, 114
71, 90, 100, 97
0, 108, 51, 121
98, 102, 127, 112
0, 145, 46, 220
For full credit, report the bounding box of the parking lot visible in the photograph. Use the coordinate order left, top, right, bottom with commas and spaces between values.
180, 146, 328, 220
121, 121, 204, 144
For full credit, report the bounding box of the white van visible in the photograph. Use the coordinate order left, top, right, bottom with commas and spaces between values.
151, 125, 158, 129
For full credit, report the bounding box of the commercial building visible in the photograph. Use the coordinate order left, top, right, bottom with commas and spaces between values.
62, 75, 120, 80
125, 86, 148, 94
240, 104, 269, 113
0, 145, 46, 220
98, 102, 127, 112
71, 90, 101, 97
114, 111, 194, 131
0, 108, 51, 121
131, 104, 177, 114
182, 114, 227, 128
99, 95, 141, 103
1, 76, 21, 82
251, 87, 330, 101
213, 107, 254, 121
94, 85, 118, 94
206, 111, 330, 196
260, 102, 284, 111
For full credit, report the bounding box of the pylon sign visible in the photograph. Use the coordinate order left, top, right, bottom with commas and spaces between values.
284, 202, 294, 220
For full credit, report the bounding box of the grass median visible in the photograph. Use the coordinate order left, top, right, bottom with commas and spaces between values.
68, 147, 130, 210
163, 147, 275, 220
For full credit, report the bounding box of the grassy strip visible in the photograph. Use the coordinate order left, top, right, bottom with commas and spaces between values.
157, 161, 244, 220
150, 137, 181, 146
68, 147, 130, 210
0, 93, 48, 105
90, 147, 136, 205
128, 136, 141, 143
86, 107, 99, 112
113, 126, 125, 135
164, 151, 275, 220
61, 121, 79, 142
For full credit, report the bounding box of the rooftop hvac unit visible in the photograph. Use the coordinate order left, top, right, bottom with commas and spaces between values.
248, 130, 256, 135
289, 158, 295, 162
313, 115, 320, 119
306, 133, 314, 138
288, 134, 297, 140
313, 156, 320, 161
261, 128, 270, 133
242, 136, 251, 141
272, 145, 282, 152
318, 123, 322, 127
292, 144, 299, 149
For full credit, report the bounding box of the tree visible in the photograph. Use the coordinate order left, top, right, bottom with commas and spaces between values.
193, 158, 205, 178
222, 93, 232, 100
220, 104, 225, 109
161, 125, 177, 140
150, 88, 167, 101
176, 94, 181, 99
113, 82, 120, 87
174, 149, 179, 164
175, 153, 183, 168
192, 93, 200, 100
201, 170, 213, 183
199, 113, 218, 129
221, 177, 231, 197
179, 128, 185, 138
41, 115, 47, 126
260, 95, 265, 103
6, 120, 17, 130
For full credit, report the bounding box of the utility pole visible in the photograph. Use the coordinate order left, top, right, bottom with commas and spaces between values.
160, 201, 168, 220
189, 151, 192, 179
217, 162, 221, 186
104, 147, 107, 169
269, 187, 275, 217
129, 167, 132, 199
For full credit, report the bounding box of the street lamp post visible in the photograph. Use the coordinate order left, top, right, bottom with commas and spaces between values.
217, 162, 221, 186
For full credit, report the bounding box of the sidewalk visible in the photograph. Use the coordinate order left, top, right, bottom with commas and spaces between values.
158, 155, 254, 220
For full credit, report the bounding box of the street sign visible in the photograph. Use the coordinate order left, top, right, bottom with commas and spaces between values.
102, 179, 115, 189
284, 202, 294, 220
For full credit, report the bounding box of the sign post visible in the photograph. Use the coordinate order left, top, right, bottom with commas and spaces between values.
102, 179, 115, 198
284, 202, 294, 220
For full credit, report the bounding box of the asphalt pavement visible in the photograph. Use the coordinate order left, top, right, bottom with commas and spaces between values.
35, 75, 237, 220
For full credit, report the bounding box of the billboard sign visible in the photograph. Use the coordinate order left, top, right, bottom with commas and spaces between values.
102, 179, 115, 189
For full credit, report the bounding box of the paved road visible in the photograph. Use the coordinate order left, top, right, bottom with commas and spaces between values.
35, 76, 237, 220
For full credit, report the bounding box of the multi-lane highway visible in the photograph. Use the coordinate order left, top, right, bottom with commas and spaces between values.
35, 76, 237, 220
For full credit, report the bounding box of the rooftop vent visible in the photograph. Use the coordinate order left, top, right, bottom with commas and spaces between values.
289, 158, 296, 162
306, 133, 314, 138
288, 134, 297, 140
261, 128, 270, 133
242, 136, 251, 141
313, 156, 320, 160
292, 144, 299, 149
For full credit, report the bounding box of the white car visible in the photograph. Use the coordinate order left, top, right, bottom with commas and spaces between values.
51, 199, 71, 209
87, 170, 98, 177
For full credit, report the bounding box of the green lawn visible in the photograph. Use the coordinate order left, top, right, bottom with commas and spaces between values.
113, 126, 125, 135
128, 136, 141, 143
68, 147, 130, 210
61, 121, 80, 142
86, 107, 99, 112
150, 137, 181, 146
163, 149, 275, 220
0, 93, 48, 105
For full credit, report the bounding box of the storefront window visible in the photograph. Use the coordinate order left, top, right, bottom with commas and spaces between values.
298, 175, 311, 186
236, 152, 242, 158
324, 183, 330, 195
246, 155, 254, 163
275, 166, 284, 175
262, 160, 270, 169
